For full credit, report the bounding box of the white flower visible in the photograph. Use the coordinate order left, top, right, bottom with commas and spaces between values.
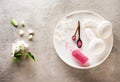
55, 30, 65, 41
12, 40, 29, 55
60, 18, 73, 30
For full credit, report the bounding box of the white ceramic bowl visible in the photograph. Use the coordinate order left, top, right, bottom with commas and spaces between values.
53, 10, 113, 69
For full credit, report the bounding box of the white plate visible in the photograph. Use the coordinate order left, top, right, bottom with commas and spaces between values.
53, 10, 113, 69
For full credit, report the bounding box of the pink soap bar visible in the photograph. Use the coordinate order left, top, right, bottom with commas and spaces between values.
72, 50, 88, 65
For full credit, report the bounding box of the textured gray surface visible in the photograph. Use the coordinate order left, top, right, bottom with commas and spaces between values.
0, 0, 120, 82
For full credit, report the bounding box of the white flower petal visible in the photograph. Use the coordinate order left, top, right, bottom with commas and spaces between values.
12, 40, 29, 54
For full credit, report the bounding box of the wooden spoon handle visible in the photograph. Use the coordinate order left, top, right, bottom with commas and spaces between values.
74, 21, 80, 35
78, 21, 80, 39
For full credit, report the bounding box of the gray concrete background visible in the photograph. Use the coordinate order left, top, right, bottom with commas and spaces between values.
0, 0, 120, 82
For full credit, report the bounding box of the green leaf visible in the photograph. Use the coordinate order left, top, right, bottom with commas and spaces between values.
13, 52, 22, 62
14, 53, 22, 57
11, 18, 18, 27
13, 57, 20, 62
27, 52, 35, 61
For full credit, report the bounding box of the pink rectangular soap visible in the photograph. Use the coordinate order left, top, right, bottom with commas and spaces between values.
72, 50, 88, 65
